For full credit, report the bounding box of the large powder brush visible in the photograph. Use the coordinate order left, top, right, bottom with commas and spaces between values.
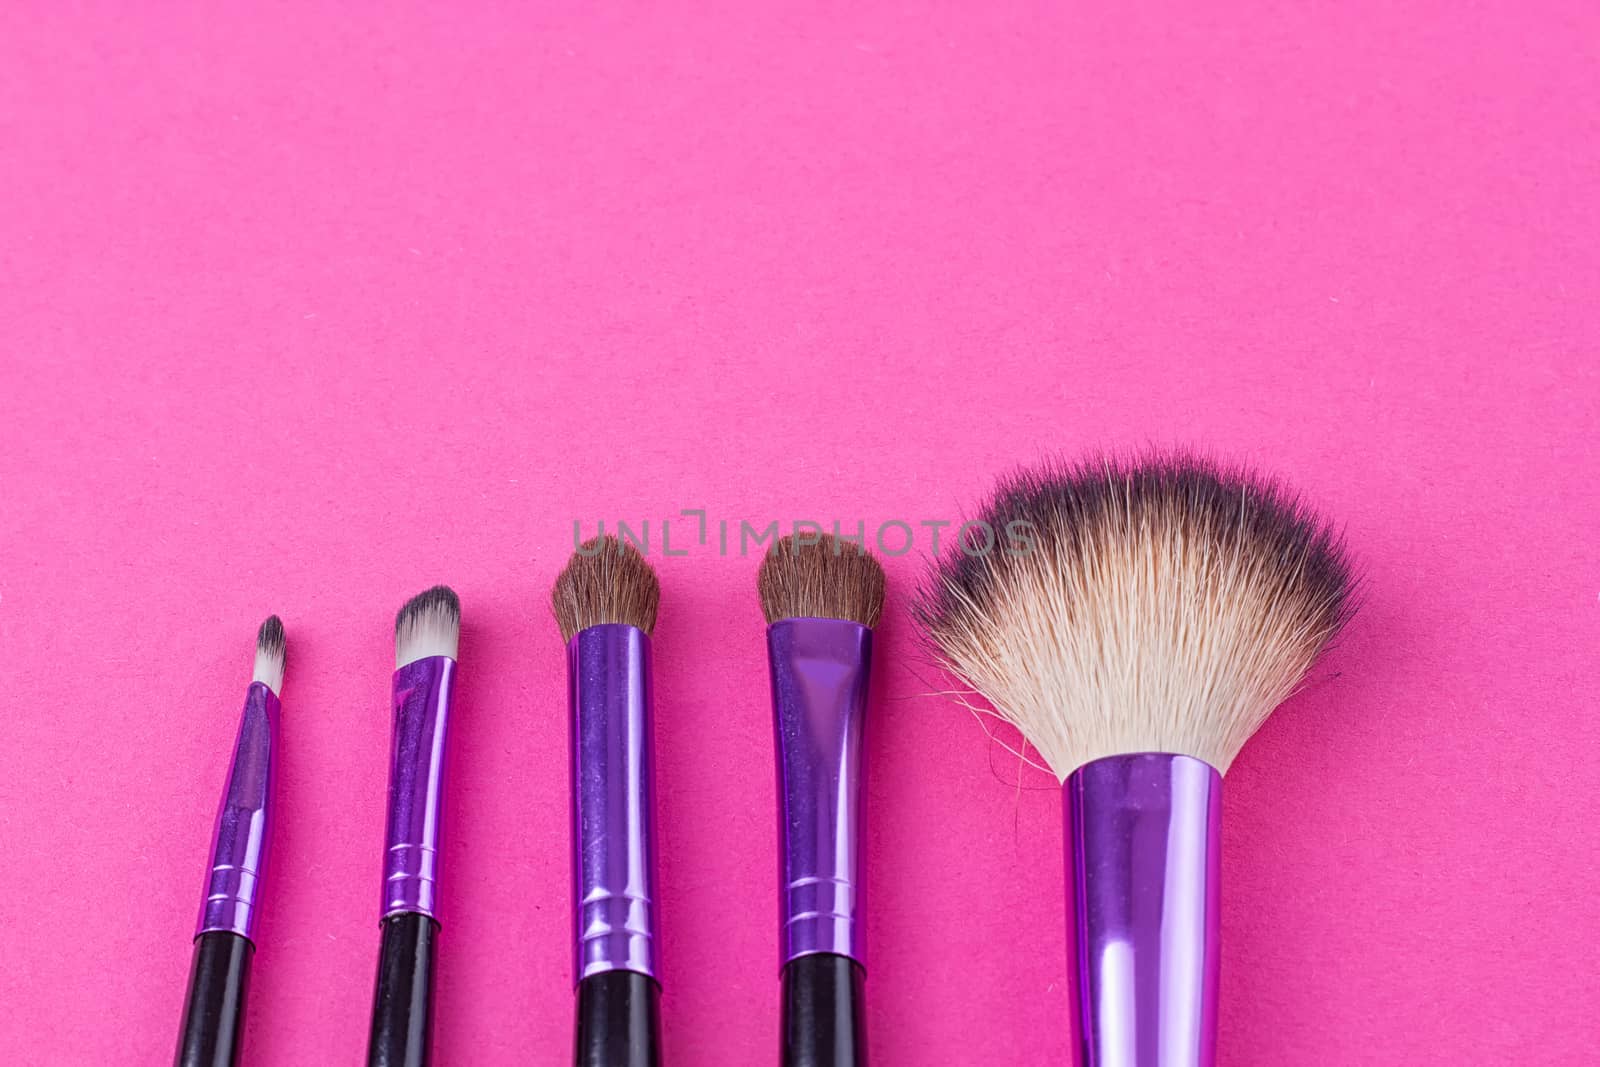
916, 454, 1354, 1066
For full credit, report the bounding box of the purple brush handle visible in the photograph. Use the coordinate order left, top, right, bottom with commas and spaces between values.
196, 681, 281, 940
569, 623, 659, 983
1065, 753, 1221, 1067
382, 655, 456, 920
767, 617, 872, 967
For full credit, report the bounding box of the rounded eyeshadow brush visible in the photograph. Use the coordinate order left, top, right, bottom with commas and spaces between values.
553, 537, 665, 1067
758, 534, 886, 1067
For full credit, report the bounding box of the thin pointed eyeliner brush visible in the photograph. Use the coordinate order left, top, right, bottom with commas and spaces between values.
176, 616, 285, 1067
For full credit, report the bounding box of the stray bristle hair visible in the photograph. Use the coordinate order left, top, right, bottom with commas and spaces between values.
915, 453, 1355, 777
395, 586, 461, 667
758, 534, 886, 627
253, 615, 286, 695
552, 537, 661, 642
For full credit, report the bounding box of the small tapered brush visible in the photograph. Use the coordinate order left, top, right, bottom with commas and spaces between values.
368, 587, 460, 1067
758, 533, 885, 1067
176, 616, 285, 1067
554, 537, 663, 1067
915, 454, 1354, 1067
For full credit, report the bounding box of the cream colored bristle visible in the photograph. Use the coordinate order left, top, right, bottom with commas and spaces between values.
915, 455, 1354, 777
395, 586, 461, 667
252, 615, 286, 695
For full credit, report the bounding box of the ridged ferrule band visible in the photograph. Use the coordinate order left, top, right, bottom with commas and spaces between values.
569, 624, 659, 983
197, 681, 281, 940
767, 617, 872, 968
1065, 752, 1222, 1067
381, 655, 456, 921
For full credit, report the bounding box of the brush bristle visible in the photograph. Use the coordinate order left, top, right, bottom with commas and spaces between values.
915, 453, 1355, 777
395, 586, 461, 666
757, 534, 886, 627
252, 615, 286, 695
552, 537, 661, 642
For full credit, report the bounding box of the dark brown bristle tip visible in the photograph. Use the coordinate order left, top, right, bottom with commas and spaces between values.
552, 536, 661, 642
757, 533, 886, 627
916, 454, 1354, 645
256, 615, 286, 657
395, 586, 461, 633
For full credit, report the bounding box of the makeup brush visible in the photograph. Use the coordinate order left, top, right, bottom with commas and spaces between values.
758, 533, 885, 1067
554, 537, 664, 1067
915, 454, 1354, 1067
176, 616, 285, 1067
368, 587, 461, 1067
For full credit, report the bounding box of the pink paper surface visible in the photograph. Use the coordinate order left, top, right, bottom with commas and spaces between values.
2, 3, 1596, 1063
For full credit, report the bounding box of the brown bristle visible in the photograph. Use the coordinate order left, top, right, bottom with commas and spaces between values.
757, 533, 886, 627
914, 453, 1356, 777
552, 536, 661, 642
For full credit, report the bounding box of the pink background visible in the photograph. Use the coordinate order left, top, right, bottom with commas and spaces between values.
2, 3, 1596, 1064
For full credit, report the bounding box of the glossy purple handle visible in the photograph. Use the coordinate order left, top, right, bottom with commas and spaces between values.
382, 655, 456, 921
569, 623, 659, 983
196, 682, 280, 940
767, 617, 872, 967
1065, 753, 1221, 1067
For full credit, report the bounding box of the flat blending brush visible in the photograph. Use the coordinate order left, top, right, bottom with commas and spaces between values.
176, 615, 285, 1067
916, 455, 1354, 1067
368, 587, 460, 1067
553, 537, 664, 1067
758, 534, 886, 1067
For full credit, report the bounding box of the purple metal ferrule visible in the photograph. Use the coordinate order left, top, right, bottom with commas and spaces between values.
767, 618, 872, 968
381, 655, 457, 921
196, 682, 281, 941
1065, 753, 1222, 1067
569, 624, 659, 984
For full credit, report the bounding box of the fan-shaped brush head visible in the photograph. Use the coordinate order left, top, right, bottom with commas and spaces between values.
552, 536, 661, 642
915, 453, 1355, 776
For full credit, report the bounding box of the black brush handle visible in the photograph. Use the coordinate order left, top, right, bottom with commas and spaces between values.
781, 953, 865, 1067
175, 931, 254, 1067
367, 912, 438, 1067
574, 970, 661, 1067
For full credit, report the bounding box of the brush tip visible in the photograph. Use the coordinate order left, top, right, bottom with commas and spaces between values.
757, 533, 886, 627
916, 451, 1355, 776
395, 585, 460, 667
552, 536, 661, 642
252, 615, 286, 695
